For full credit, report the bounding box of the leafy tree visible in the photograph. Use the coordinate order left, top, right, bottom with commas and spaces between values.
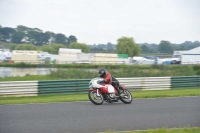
0, 25, 79, 48
11, 32, 25, 44
39, 32, 50, 45
16, 26, 63, 46
191, 41, 200, 49
55, 33, 68, 45
0, 31, 2, 42
158, 40, 173, 53
41, 45, 53, 54
41, 44, 66, 54
175, 41, 199, 51
170, 43, 179, 51
27, 31, 51, 45
32, 28, 43, 33
69, 42, 89, 53
27, 31, 38, 44
0, 27, 16, 42
98, 44, 107, 49
15, 44, 38, 50
9, 44, 17, 50
107, 42, 114, 50
67, 35, 77, 46
16, 25, 47, 45
43, 33, 51, 44
45, 31, 56, 44
28, 31, 45, 45
17, 25, 31, 33
141, 45, 151, 53
139, 43, 158, 53
90, 47, 104, 52
116, 37, 140, 56
193, 41, 200, 45
51, 44, 66, 54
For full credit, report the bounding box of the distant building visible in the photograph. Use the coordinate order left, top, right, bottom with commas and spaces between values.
57, 48, 82, 64
92, 53, 118, 64
12, 50, 38, 63
181, 46, 200, 64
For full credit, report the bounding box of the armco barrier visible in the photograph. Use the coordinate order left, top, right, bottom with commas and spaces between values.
38, 79, 90, 95
171, 76, 200, 89
117, 77, 171, 90
0, 81, 38, 96
38, 77, 171, 95
0, 76, 200, 96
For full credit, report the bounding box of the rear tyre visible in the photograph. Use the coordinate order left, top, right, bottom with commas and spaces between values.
88, 90, 104, 105
119, 89, 133, 104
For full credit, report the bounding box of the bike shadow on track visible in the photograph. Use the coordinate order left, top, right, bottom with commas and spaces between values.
85, 101, 132, 106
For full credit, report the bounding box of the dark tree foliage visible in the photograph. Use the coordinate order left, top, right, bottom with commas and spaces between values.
0, 25, 77, 46
158, 40, 173, 53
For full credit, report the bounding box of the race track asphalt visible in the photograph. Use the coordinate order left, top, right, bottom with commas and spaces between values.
0, 96, 200, 133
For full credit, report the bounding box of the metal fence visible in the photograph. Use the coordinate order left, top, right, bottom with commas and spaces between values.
38, 79, 90, 95
0, 81, 38, 96
117, 77, 171, 90
0, 76, 199, 96
171, 76, 200, 89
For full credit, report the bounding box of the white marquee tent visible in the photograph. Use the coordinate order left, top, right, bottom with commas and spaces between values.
181, 46, 200, 64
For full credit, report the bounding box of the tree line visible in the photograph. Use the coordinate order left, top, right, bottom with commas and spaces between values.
140, 40, 200, 54
0, 25, 90, 54
0, 25, 77, 47
1, 25, 200, 56
0, 25, 141, 56
90, 41, 200, 54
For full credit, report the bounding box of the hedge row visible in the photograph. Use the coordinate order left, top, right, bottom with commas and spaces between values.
49, 65, 199, 79
0, 63, 199, 80
0, 62, 200, 70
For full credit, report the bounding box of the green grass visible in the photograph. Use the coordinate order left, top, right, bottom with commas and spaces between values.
0, 93, 87, 105
0, 75, 60, 81
0, 65, 199, 81
133, 88, 200, 98
0, 41, 16, 49
104, 127, 200, 133
0, 88, 200, 105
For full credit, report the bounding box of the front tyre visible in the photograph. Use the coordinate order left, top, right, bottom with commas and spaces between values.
119, 89, 133, 104
88, 90, 104, 105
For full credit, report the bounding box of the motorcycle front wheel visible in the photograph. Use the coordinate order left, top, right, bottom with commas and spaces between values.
119, 89, 133, 104
88, 90, 104, 105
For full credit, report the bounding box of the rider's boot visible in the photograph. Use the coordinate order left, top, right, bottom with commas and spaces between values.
115, 87, 121, 96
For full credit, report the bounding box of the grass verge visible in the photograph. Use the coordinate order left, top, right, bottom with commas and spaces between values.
0, 88, 200, 105
0, 64, 199, 80
0, 75, 60, 81
104, 127, 200, 133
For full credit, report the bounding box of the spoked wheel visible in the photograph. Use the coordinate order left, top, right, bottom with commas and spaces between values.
119, 89, 133, 104
88, 90, 104, 105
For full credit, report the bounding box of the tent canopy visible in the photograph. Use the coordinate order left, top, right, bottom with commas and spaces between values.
183, 46, 200, 54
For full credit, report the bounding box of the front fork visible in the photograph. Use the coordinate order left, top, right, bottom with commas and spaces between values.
96, 89, 100, 97
90, 88, 101, 97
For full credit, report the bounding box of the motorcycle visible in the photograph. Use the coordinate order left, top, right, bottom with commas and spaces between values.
88, 78, 133, 105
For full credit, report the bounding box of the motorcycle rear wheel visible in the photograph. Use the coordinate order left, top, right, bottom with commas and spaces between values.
88, 90, 104, 105
119, 89, 133, 104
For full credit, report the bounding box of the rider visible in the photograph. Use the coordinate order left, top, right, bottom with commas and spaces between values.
98, 68, 122, 96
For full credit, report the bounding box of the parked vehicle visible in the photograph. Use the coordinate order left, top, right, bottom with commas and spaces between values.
132, 56, 155, 64
88, 78, 133, 105
172, 51, 186, 64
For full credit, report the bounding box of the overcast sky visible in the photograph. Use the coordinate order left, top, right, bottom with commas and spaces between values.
0, 0, 199, 44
